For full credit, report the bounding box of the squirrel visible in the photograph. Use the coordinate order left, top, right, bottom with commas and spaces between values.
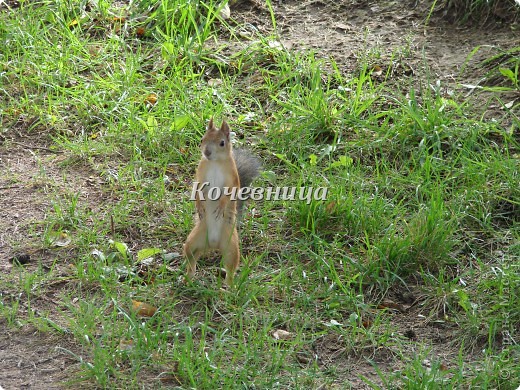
183, 118, 261, 286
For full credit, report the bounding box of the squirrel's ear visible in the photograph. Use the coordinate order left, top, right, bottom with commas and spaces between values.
220, 120, 230, 137
207, 117, 214, 131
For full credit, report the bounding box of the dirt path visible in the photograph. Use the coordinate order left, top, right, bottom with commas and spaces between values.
238, 0, 516, 78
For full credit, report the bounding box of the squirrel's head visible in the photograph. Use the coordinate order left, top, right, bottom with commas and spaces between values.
201, 118, 232, 161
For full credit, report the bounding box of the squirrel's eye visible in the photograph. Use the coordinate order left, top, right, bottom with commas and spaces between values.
219, 140, 225, 147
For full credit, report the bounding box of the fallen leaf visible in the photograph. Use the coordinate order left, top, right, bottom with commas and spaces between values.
136, 27, 146, 37
296, 352, 312, 364
118, 339, 134, 352
268, 40, 284, 50
90, 249, 106, 261
163, 252, 181, 262
208, 78, 223, 87
334, 22, 351, 31
132, 300, 157, 317
324, 319, 343, 327
377, 300, 405, 312
503, 100, 515, 109
325, 201, 337, 213
49, 231, 72, 247
144, 93, 158, 106
219, 3, 231, 19
372, 65, 383, 77
68, 19, 79, 28
460, 84, 482, 90
361, 319, 373, 328
272, 329, 293, 340
157, 362, 181, 384
337, 85, 352, 92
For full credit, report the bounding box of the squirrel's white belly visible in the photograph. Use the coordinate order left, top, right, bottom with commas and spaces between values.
204, 200, 223, 248
204, 164, 225, 189
202, 164, 225, 248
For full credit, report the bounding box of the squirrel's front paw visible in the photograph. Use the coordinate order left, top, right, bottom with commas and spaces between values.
213, 206, 225, 219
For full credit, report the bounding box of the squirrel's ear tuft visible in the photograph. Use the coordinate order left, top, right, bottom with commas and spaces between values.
207, 117, 214, 131
220, 120, 230, 137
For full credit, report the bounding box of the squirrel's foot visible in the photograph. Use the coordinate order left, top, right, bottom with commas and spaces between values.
217, 267, 235, 288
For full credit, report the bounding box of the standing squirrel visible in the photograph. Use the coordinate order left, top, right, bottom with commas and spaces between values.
183, 118, 261, 286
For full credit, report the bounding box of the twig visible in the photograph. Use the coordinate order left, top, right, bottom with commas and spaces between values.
111, 215, 115, 237
11, 141, 63, 154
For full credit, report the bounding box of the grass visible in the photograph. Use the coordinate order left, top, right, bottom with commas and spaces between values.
1, 0, 519, 388
428, 0, 520, 24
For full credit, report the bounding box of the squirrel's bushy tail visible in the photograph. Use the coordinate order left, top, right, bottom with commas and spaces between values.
233, 148, 261, 214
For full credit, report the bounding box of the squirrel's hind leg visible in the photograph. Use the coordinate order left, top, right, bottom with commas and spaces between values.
183, 225, 206, 280
220, 229, 240, 286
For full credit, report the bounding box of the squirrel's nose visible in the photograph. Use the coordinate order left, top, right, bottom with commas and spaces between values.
204, 148, 212, 158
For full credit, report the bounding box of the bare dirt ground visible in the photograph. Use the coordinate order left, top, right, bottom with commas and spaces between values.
0, 323, 82, 389
0, 0, 518, 388
0, 138, 97, 389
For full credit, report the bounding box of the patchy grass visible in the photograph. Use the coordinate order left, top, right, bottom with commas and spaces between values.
1, 1, 519, 388
428, 0, 520, 24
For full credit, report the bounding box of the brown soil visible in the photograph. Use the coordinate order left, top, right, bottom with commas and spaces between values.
0, 137, 98, 389
1, 0, 518, 388
0, 322, 83, 390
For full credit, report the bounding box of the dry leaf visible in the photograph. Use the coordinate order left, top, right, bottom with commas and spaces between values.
49, 231, 72, 247
132, 300, 157, 317
272, 329, 293, 340
208, 78, 223, 87
377, 300, 405, 312
372, 65, 383, 77
136, 27, 146, 37
219, 3, 231, 19
296, 352, 312, 364
118, 339, 134, 352
461, 84, 481, 90
334, 22, 351, 31
157, 362, 181, 385
504, 100, 515, 109
325, 201, 337, 213
361, 319, 373, 328
144, 93, 158, 106
324, 319, 343, 327
88, 44, 101, 57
